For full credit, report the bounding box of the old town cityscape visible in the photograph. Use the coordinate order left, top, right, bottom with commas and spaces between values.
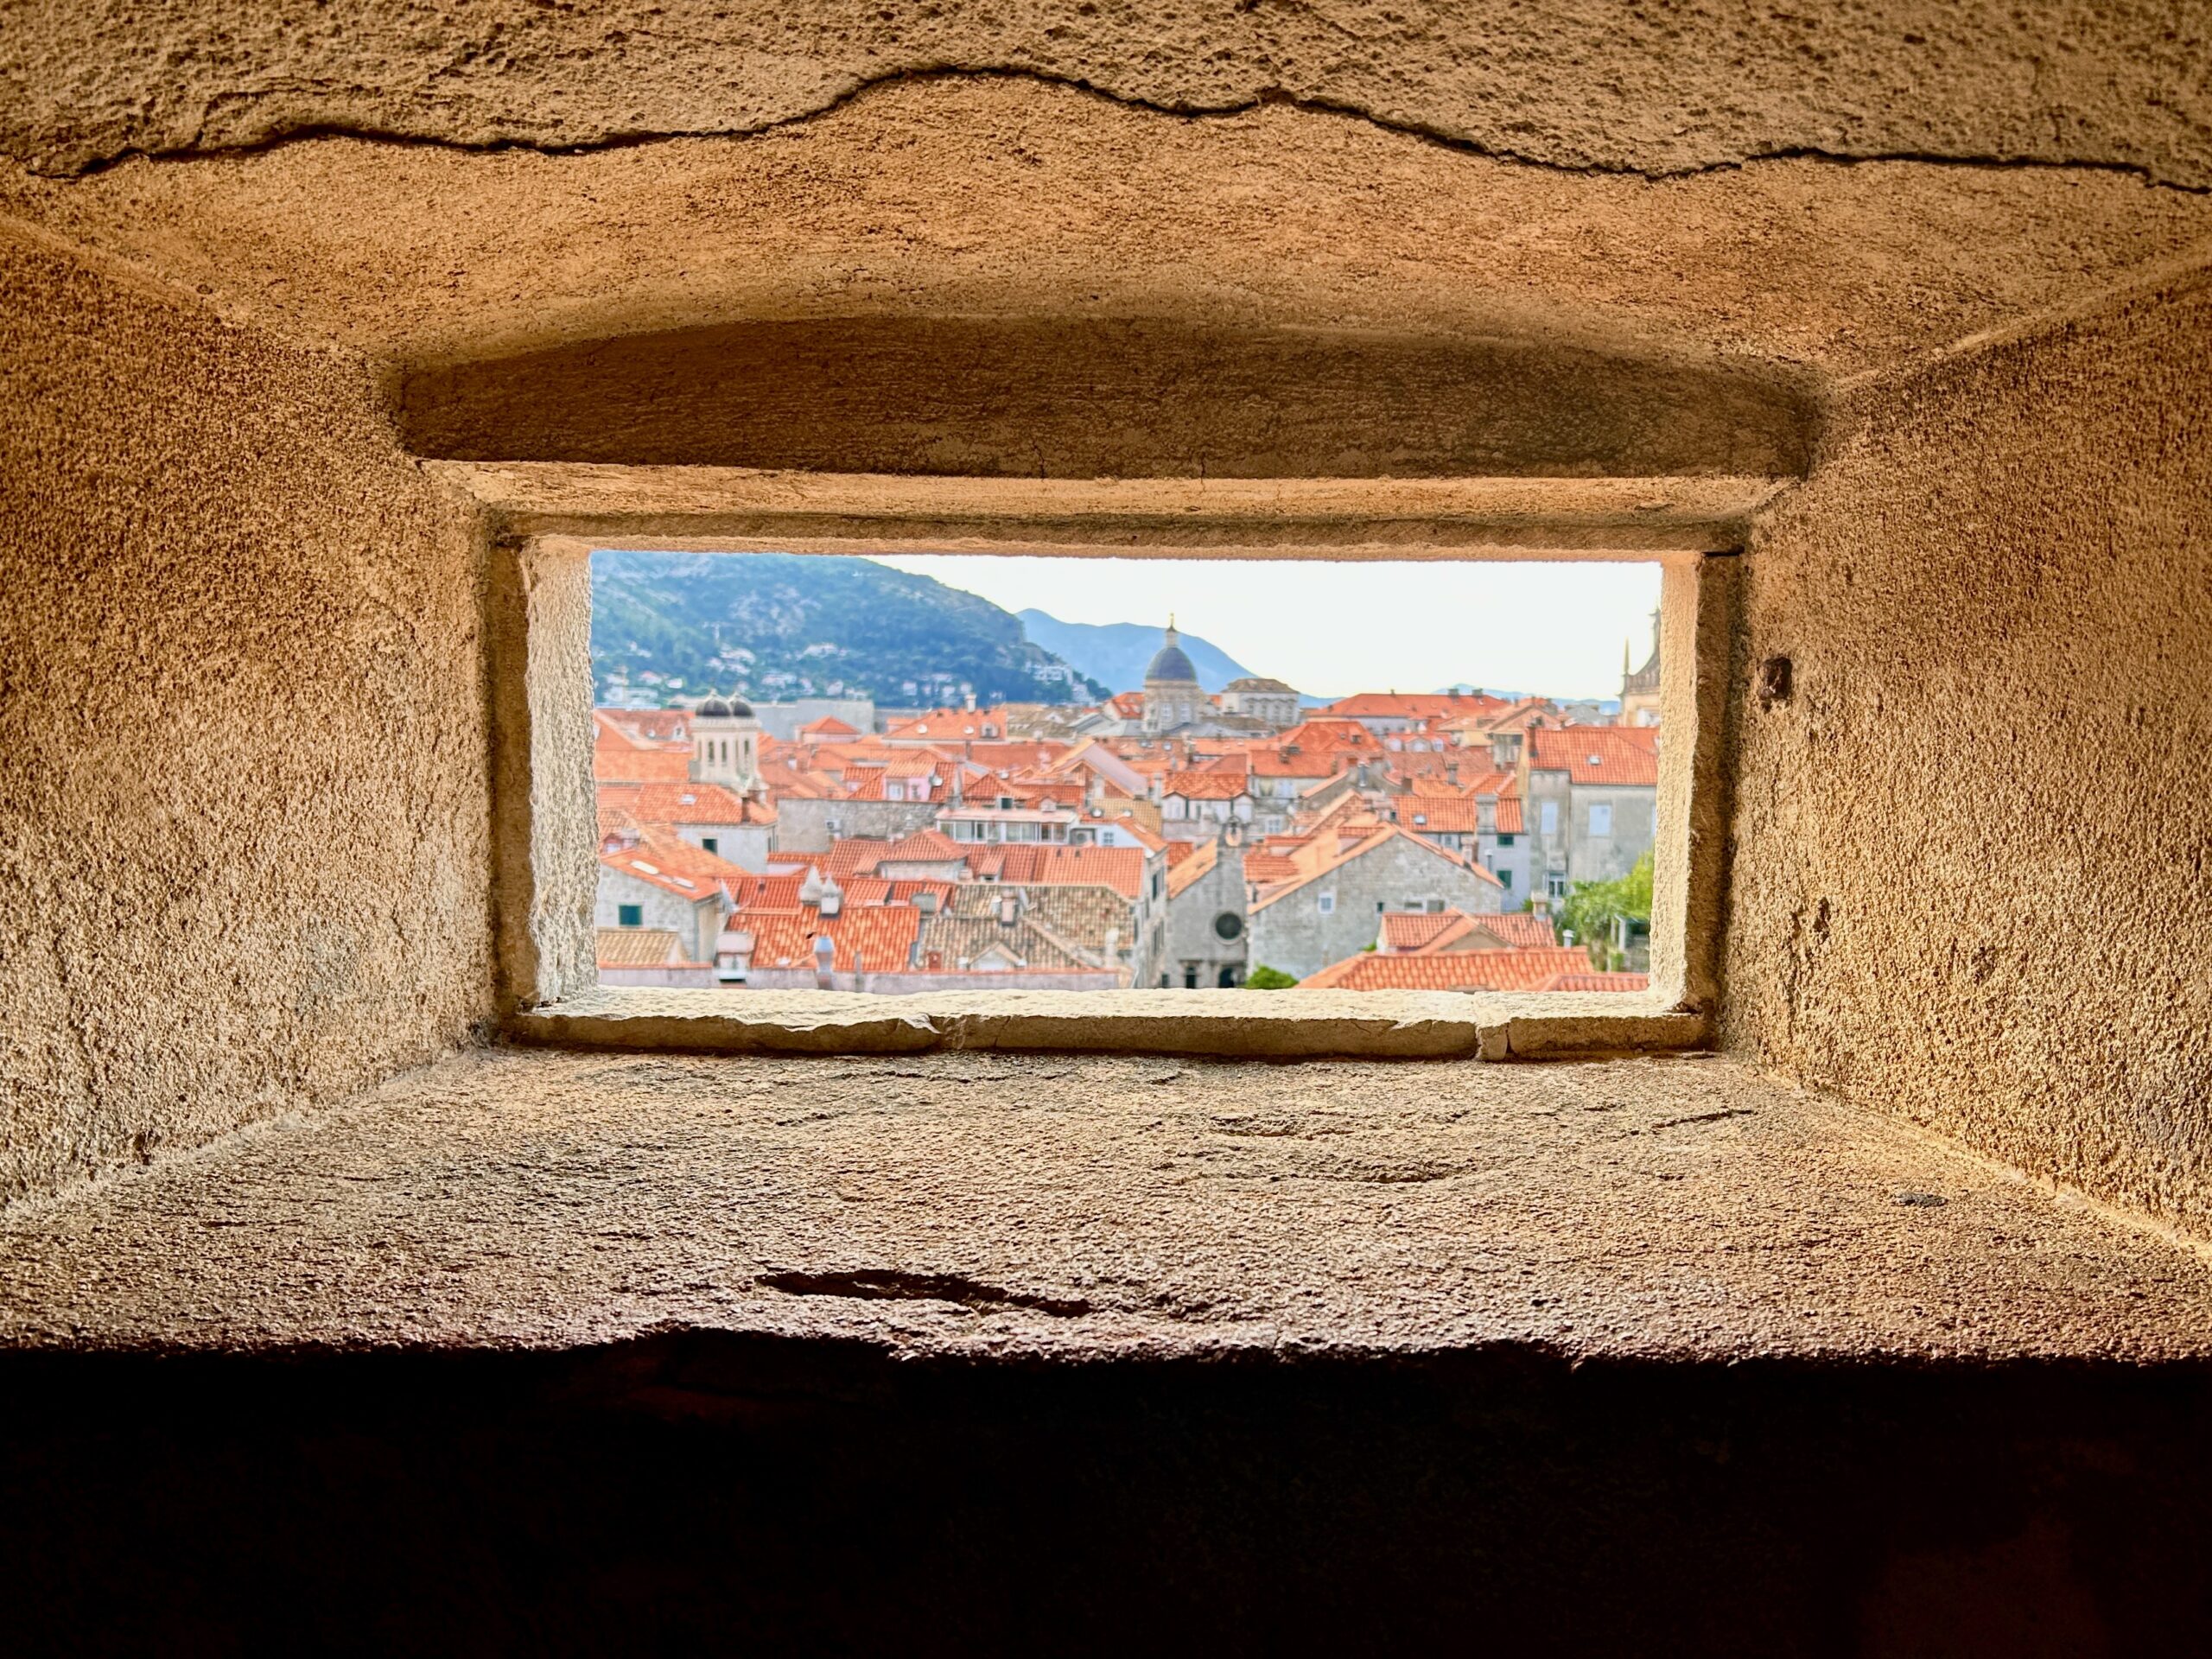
596, 573, 1664, 996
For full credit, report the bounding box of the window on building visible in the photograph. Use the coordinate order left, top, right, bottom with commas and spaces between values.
1547, 873, 1568, 899
1498, 869, 1513, 888
1497, 834, 1516, 847
1318, 892, 1335, 915
1589, 804, 1613, 837
617, 904, 644, 928
1213, 912, 1243, 941
1541, 802, 1560, 837
701, 837, 719, 855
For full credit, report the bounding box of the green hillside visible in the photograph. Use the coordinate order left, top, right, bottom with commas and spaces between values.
591, 551, 1109, 709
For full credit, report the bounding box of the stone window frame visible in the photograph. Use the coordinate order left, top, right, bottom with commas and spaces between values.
464, 466, 1767, 1060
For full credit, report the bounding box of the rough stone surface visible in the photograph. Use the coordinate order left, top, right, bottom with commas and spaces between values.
442, 467, 1788, 552
1724, 271, 2212, 1236
6, 3, 2211, 186
0, 226, 497, 1205
6, 81, 2208, 387
7, 1046, 2212, 1361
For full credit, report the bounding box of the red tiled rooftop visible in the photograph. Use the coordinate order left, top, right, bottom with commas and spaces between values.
1299, 944, 1599, 992
1542, 971, 1652, 992
1529, 725, 1661, 786
1163, 769, 1254, 800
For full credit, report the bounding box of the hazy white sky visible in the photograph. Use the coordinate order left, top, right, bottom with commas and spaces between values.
873, 555, 1663, 700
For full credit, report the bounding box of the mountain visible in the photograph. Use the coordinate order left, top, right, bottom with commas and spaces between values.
591, 551, 1109, 709
1016, 610, 1260, 695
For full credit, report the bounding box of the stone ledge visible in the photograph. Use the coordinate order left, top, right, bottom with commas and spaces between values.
5, 1048, 2211, 1364
507, 987, 1708, 1061
432, 465, 1786, 552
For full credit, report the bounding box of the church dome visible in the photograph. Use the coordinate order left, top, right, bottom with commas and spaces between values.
696, 694, 731, 717
696, 692, 755, 720
1144, 620, 1198, 685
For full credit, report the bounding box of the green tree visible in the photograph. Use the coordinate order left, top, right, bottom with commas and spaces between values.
1557, 850, 1654, 972
1245, 965, 1299, 990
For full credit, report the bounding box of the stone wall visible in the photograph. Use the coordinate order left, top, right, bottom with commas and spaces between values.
1723, 273, 2212, 1234
0, 228, 494, 1204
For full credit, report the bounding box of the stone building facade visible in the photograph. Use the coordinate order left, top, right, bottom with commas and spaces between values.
1160, 831, 1250, 988
1249, 830, 1505, 982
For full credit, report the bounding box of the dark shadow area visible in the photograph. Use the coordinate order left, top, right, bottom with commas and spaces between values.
4, 1338, 2209, 1655
398, 316, 1815, 479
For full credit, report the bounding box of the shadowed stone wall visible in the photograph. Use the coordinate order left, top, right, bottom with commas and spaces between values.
0, 228, 496, 1204
1724, 273, 2212, 1234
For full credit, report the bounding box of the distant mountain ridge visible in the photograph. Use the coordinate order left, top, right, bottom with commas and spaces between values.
1017, 610, 1262, 695
592, 552, 1109, 709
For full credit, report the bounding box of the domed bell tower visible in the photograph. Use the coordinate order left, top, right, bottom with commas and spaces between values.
1142, 615, 1204, 737
690, 692, 761, 795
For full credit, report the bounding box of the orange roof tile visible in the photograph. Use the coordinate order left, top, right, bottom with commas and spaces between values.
1541, 971, 1652, 992
1379, 908, 1560, 953
1300, 945, 1598, 992
1321, 692, 1508, 721
595, 927, 695, 969
880, 830, 969, 863
1162, 769, 1254, 800
1529, 725, 1661, 786
728, 906, 923, 975
972, 844, 1147, 899
598, 780, 776, 827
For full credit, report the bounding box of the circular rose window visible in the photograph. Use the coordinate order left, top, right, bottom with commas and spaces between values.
1213, 912, 1244, 941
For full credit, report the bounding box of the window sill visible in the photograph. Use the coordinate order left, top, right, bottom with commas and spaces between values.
4, 1047, 2209, 1365
506, 987, 1708, 1060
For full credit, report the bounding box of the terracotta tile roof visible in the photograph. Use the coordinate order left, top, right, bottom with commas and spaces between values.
912, 907, 1096, 974
971, 844, 1146, 899
595, 927, 694, 968
1407, 769, 1517, 799
963, 741, 1071, 772
842, 769, 951, 803
1379, 908, 1560, 953
599, 838, 743, 902
936, 883, 1132, 962
1396, 798, 1484, 834
594, 712, 693, 784
798, 716, 860, 737
1166, 835, 1220, 898
807, 839, 894, 881
1541, 971, 1652, 992
1163, 769, 1254, 800
753, 758, 835, 799
598, 709, 691, 743
1320, 693, 1508, 721
1241, 850, 1300, 886
1300, 945, 1598, 992
721, 872, 808, 909
1376, 911, 1467, 952
842, 878, 959, 910
1529, 725, 1661, 786
880, 830, 969, 863
728, 905, 922, 975
597, 780, 776, 826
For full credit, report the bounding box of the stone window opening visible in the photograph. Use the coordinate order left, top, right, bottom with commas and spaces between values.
473, 474, 1744, 1060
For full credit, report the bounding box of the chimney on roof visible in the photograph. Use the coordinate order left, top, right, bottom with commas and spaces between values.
817, 877, 842, 918
998, 893, 1019, 928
